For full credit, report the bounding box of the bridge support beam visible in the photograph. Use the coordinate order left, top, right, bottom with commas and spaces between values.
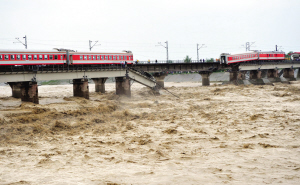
115, 77, 131, 97
153, 72, 167, 89
73, 79, 89, 99
249, 70, 265, 85
92, 78, 107, 93
20, 81, 39, 104
199, 72, 212, 86
8, 82, 22, 98
283, 68, 296, 81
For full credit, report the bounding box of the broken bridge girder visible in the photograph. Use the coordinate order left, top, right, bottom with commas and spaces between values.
126, 68, 157, 90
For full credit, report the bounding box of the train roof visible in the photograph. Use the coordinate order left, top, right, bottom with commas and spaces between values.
227, 51, 284, 56
0, 49, 132, 54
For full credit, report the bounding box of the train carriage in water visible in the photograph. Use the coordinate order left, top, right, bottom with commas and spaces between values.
220, 51, 285, 64
0, 48, 133, 66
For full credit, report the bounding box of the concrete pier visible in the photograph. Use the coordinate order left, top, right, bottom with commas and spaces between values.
20, 81, 39, 104
115, 77, 131, 97
199, 72, 212, 86
249, 70, 264, 85
227, 71, 245, 85
283, 68, 296, 81
8, 82, 22, 98
267, 69, 281, 83
153, 72, 167, 89
73, 79, 89, 99
92, 78, 107, 93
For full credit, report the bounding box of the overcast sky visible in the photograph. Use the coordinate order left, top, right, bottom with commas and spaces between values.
0, 0, 299, 61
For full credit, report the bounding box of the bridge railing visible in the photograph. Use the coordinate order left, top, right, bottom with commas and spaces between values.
135, 59, 219, 64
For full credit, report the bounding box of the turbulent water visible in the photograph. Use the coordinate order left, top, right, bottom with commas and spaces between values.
0, 82, 300, 184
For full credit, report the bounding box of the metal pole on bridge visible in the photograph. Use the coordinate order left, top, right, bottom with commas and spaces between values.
14, 35, 27, 49
197, 43, 206, 62
156, 41, 169, 62
89, 40, 100, 51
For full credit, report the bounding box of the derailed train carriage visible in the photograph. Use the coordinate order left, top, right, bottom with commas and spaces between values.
219, 51, 286, 64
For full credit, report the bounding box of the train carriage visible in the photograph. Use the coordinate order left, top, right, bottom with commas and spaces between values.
0, 49, 133, 66
220, 51, 285, 64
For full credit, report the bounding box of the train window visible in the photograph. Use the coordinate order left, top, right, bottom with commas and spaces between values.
28, 55, 32, 60
11, 55, 15, 60
131, 56, 133, 60
120, 56, 123, 60
113, 56, 116, 60
23, 55, 26, 60
101, 56, 104, 60
54, 55, 58, 60
97, 56, 100, 60
105, 56, 108, 60
50, 55, 53, 60
44, 55, 48, 60
84, 55, 87, 60
0, 55, 2, 60
93, 55, 95, 60
39, 55, 43, 60
80, 55, 83, 60
89, 55, 91, 60
117, 56, 119, 60
17, 55, 20, 60
5, 55, 8, 60
34, 55, 37, 60
109, 56, 112, 60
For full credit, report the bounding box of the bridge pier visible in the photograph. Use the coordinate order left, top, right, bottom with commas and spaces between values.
249, 70, 265, 85
19, 81, 39, 104
297, 69, 300, 80
115, 77, 131, 97
73, 79, 89, 99
283, 68, 296, 81
92, 78, 107, 93
227, 71, 245, 85
153, 72, 167, 89
8, 82, 22, 98
267, 69, 281, 83
199, 71, 212, 86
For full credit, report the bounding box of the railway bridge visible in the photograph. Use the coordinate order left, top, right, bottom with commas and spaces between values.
0, 60, 300, 104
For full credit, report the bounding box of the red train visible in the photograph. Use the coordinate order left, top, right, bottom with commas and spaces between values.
220, 51, 285, 64
0, 49, 133, 66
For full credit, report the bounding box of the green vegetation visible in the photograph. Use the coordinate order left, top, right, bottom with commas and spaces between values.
184, 55, 192, 63
286, 51, 293, 60
205, 58, 215, 62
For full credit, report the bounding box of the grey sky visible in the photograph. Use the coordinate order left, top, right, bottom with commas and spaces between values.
0, 0, 299, 61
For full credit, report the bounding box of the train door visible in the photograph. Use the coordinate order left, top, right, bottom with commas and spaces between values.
70, 55, 73, 64
221, 56, 226, 64
63, 55, 66, 64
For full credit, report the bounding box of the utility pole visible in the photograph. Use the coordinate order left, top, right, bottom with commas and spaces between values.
14, 35, 27, 49
276, 45, 283, 51
197, 43, 206, 62
243, 42, 255, 51
156, 41, 169, 62
89, 40, 100, 51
